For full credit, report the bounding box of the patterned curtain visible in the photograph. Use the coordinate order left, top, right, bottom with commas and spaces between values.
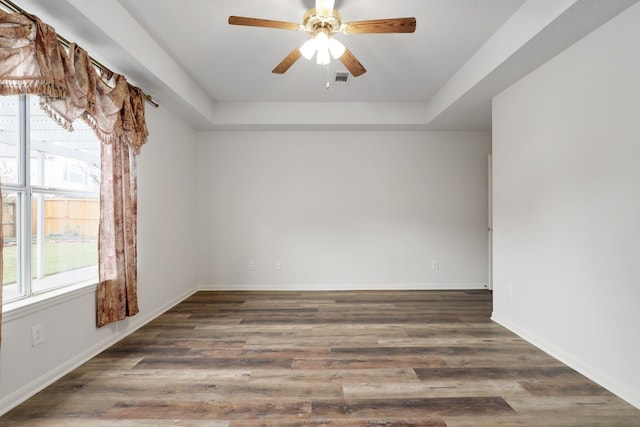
96, 134, 139, 327
0, 8, 149, 331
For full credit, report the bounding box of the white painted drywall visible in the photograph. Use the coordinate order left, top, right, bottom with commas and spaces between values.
0, 104, 199, 414
197, 130, 491, 290
492, 2, 640, 408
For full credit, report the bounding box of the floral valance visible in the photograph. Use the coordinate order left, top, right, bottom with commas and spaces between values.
0, 8, 148, 152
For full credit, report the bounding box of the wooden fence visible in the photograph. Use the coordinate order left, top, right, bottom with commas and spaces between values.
2, 199, 99, 240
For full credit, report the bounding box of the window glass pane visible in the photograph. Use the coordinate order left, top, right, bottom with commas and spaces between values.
2, 95, 101, 304
30, 97, 100, 191
0, 96, 20, 184
2, 190, 24, 302
31, 192, 99, 294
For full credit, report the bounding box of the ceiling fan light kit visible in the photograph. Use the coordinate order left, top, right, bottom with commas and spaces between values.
228, 0, 416, 77
300, 8, 347, 65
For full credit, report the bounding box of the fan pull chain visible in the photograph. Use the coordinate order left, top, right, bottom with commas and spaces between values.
325, 64, 331, 90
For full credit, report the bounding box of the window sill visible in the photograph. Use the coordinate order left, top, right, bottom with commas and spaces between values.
2, 281, 98, 323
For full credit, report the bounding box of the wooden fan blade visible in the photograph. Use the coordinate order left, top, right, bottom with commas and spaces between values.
228, 16, 300, 31
339, 48, 366, 77
344, 17, 416, 34
272, 48, 303, 74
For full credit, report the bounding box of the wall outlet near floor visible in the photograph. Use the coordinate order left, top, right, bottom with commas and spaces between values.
507, 286, 513, 299
275, 261, 281, 271
31, 323, 45, 347
249, 261, 255, 271
431, 260, 440, 270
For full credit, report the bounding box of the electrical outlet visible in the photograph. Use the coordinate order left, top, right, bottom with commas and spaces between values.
31, 323, 45, 347
431, 260, 439, 270
275, 261, 281, 271
507, 286, 513, 299
249, 261, 255, 271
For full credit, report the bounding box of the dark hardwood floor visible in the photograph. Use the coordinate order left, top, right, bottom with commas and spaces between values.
1, 290, 639, 426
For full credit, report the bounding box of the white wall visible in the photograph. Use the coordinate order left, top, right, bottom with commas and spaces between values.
0, 104, 199, 414
492, 2, 640, 409
197, 130, 490, 290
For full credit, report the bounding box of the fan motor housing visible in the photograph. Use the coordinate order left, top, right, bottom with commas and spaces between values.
303, 8, 342, 35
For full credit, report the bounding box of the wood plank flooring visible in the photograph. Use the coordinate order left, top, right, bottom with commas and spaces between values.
1, 290, 639, 426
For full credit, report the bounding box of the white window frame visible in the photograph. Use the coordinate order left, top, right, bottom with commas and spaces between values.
2, 95, 100, 307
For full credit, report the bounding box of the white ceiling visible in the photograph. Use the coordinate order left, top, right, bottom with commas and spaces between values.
11, 0, 640, 131
117, 0, 525, 103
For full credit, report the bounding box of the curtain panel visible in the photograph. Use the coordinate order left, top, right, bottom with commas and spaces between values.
0, 8, 149, 333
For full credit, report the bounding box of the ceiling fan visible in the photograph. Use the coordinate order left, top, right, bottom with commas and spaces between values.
228, 0, 416, 77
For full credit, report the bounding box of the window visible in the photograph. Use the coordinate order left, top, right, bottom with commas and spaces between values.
2, 95, 100, 304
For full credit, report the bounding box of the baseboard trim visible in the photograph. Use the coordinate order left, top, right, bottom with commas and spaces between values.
198, 283, 488, 292
0, 287, 197, 417
491, 312, 640, 410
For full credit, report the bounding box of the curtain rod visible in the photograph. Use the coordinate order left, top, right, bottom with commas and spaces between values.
0, 0, 159, 108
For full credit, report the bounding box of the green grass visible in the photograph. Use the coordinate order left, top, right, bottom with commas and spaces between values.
2, 241, 97, 285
